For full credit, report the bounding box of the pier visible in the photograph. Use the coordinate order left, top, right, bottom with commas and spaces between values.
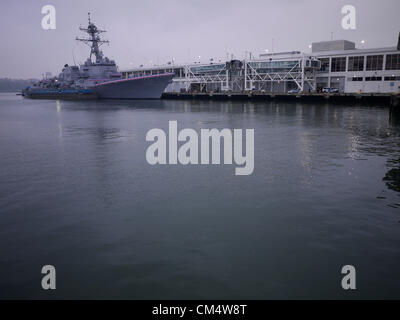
163, 92, 399, 107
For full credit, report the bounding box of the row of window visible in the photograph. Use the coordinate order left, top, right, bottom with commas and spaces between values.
320, 54, 400, 73
348, 76, 400, 81
248, 61, 299, 70
190, 64, 225, 74
366, 76, 382, 81
385, 75, 400, 81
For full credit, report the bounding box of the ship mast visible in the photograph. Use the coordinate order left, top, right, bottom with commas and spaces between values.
76, 12, 109, 63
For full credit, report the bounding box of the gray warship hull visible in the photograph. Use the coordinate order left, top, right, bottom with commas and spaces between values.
92, 73, 174, 99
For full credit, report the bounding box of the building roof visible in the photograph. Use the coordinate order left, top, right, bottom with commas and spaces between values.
313, 46, 399, 57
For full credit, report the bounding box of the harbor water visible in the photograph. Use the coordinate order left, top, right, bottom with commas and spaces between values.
0, 92, 400, 299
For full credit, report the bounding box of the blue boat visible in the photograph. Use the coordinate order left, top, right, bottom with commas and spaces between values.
22, 87, 98, 100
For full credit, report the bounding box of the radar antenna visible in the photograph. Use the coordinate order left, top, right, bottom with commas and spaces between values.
76, 12, 109, 63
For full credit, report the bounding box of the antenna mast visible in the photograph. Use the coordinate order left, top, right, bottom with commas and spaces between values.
76, 12, 109, 63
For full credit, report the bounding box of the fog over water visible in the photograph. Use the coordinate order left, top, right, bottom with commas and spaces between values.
0, 0, 399, 78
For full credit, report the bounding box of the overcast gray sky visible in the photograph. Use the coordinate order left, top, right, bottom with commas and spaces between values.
0, 0, 399, 78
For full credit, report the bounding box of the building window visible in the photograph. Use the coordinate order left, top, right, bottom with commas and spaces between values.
331, 57, 346, 72
348, 56, 364, 71
366, 55, 383, 71
385, 54, 400, 70
384, 76, 400, 81
319, 58, 330, 72
348, 77, 363, 81
365, 76, 382, 81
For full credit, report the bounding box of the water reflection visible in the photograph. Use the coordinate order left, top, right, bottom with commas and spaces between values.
57, 99, 169, 112
55, 98, 400, 202
383, 163, 400, 193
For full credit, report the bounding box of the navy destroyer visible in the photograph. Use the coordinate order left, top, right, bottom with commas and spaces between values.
23, 14, 174, 99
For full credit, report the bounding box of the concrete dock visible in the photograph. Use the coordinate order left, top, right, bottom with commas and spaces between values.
163, 92, 400, 107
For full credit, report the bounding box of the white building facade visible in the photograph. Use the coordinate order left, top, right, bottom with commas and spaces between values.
312, 40, 400, 94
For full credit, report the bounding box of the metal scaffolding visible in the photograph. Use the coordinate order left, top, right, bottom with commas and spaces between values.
244, 56, 318, 92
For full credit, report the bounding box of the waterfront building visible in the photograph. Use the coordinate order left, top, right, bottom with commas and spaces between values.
312, 39, 400, 93
121, 34, 400, 94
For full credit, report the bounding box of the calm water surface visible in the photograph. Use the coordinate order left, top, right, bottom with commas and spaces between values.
0, 92, 400, 299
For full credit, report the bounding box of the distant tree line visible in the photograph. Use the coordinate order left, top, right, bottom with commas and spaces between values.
0, 78, 38, 92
